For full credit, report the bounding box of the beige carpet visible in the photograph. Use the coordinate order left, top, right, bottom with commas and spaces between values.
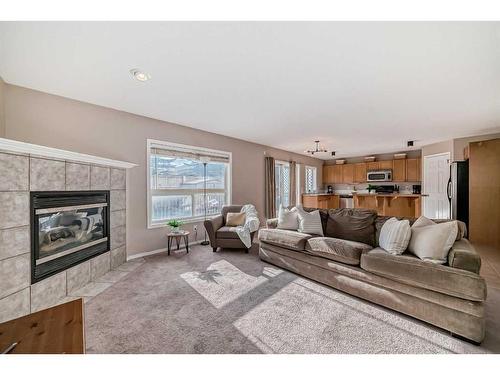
84, 244, 494, 354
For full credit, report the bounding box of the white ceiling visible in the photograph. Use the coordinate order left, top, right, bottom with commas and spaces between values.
1, 22, 500, 159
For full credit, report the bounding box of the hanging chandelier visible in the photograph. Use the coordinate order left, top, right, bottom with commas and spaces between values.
304, 140, 328, 155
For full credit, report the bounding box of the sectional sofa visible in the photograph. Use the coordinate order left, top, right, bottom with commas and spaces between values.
258, 208, 487, 343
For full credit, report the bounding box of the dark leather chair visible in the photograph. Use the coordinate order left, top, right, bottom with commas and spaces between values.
203, 205, 255, 253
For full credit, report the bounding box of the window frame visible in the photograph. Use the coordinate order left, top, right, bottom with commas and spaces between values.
305, 165, 317, 193
146, 139, 232, 229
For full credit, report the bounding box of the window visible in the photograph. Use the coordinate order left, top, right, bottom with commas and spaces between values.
275, 160, 290, 211
147, 139, 231, 228
305, 166, 317, 193
295, 163, 301, 204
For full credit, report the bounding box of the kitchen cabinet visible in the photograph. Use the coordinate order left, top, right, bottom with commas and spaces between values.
393, 159, 406, 182
323, 165, 343, 184
353, 194, 422, 217
366, 161, 379, 171
302, 194, 340, 209
332, 165, 343, 184
406, 158, 421, 182
354, 163, 367, 183
342, 164, 355, 184
323, 156, 421, 185
323, 165, 334, 184
378, 160, 393, 170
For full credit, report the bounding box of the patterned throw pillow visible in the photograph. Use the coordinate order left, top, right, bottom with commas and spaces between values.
295, 206, 324, 236
379, 217, 411, 255
277, 205, 299, 230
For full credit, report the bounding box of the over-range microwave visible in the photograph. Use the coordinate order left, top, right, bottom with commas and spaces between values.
367, 170, 392, 182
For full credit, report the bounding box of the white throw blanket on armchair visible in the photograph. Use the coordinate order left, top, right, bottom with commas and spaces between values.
231, 204, 260, 248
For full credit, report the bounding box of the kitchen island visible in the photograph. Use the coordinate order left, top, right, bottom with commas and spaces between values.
302, 192, 423, 217
302, 193, 340, 209
353, 193, 422, 217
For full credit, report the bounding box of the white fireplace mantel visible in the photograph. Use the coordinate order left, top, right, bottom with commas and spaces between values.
0, 137, 137, 169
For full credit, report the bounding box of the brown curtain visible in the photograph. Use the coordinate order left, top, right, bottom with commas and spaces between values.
264, 156, 276, 218
289, 161, 297, 207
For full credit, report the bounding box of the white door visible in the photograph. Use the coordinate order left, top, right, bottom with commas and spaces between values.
423, 152, 451, 219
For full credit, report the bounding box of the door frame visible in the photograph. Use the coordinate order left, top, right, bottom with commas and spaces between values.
422, 151, 451, 218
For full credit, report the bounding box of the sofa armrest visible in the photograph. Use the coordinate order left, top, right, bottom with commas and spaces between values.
448, 239, 481, 274
266, 218, 278, 229
204, 215, 224, 247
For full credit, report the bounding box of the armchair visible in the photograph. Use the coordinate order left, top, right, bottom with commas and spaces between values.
203, 205, 256, 253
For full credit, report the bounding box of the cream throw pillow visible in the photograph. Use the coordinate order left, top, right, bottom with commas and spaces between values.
277, 206, 299, 230
408, 216, 458, 264
295, 206, 324, 236
226, 212, 246, 227
379, 217, 412, 255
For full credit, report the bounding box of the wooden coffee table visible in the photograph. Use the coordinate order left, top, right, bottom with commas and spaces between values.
0, 298, 85, 354
167, 230, 190, 256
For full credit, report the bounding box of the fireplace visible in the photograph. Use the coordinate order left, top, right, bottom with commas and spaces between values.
31, 191, 110, 283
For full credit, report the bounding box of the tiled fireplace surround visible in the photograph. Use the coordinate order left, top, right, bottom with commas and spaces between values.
0, 150, 128, 323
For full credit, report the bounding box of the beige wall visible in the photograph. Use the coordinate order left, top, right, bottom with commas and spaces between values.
3, 84, 323, 256
421, 139, 454, 160
0, 78, 5, 138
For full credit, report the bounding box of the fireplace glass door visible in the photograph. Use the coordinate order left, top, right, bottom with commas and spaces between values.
31, 191, 110, 283
37, 204, 107, 264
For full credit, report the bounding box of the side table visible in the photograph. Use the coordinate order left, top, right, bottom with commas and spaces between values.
167, 230, 190, 256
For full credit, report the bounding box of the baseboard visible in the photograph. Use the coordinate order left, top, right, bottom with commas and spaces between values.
127, 239, 204, 261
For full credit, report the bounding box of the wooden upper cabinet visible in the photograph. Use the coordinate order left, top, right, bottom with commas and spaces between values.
324, 157, 421, 184
322, 165, 334, 184
323, 165, 343, 184
342, 164, 355, 184
378, 160, 393, 170
366, 161, 379, 171
393, 159, 406, 181
333, 165, 343, 184
406, 158, 421, 181
354, 163, 367, 183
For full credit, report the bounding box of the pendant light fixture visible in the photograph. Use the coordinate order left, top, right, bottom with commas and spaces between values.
304, 140, 328, 155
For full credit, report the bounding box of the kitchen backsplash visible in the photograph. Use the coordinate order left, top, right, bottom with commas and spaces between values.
324, 182, 420, 194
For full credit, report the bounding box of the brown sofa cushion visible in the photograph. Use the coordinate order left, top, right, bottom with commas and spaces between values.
360, 248, 487, 301
216, 226, 240, 239
258, 228, 312, 251
305, 237, 373, 265
325, 208, 377, 246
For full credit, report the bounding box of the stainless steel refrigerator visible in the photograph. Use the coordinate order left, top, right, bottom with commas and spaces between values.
447, 160, 469, 229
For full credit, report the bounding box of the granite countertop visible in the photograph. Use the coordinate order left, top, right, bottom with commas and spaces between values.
303, 192, 425, 197
302, 192, 353, 196
353, 193, 424, 197
302, 192, 337, 196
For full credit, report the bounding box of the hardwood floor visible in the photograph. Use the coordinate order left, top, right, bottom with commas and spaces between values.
476, 243, 500, 290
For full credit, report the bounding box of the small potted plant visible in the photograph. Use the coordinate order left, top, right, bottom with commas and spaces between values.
167, 219, 183, 233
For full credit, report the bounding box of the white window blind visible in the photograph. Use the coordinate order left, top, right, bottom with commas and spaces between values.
305, 166, 317, 193
275, 160, 290, 213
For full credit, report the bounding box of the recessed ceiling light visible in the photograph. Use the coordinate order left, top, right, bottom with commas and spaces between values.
130, 68, 151, 82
